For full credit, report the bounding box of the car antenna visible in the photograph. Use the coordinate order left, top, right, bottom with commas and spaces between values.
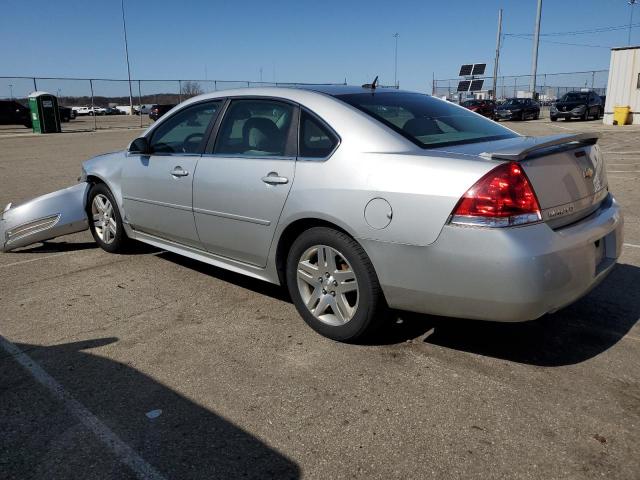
362, 75, 379, 90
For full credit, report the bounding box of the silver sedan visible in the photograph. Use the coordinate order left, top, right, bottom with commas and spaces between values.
0, 86, 624, 342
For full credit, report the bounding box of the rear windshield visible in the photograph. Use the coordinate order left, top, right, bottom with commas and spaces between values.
336, 92, 516, 149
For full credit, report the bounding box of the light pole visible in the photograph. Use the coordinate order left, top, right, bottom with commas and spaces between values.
630, 0, 637, 45
8, 84, 13, 100
529, 0, 543, 98
393, 33, 399, 88
121, 0, 134, 115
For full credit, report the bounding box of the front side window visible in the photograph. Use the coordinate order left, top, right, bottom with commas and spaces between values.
149, 101, 221, 154
214, 99, 294, 156
337, 92, 516, 149
299, 110, 338, 158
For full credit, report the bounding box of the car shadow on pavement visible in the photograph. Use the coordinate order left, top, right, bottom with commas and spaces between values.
1, 337, 300, 479
157, 251, 639, 367
385, 264, 640, 367
157, 251, 291, 302
12, 240, 98, 254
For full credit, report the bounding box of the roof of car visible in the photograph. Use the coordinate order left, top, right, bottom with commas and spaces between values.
293, 84, 408, 96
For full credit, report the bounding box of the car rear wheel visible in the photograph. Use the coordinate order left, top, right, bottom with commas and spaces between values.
87, 183, 130, 253
286, 227, 385, 342
550, 116, 557, 122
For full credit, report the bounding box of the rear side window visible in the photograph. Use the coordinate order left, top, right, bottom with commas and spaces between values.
337, 92, 516, 149
299, 110, 338, 158
214, 99, 294, 157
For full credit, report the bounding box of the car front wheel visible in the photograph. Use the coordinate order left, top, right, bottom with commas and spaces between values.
286, 227, 385, 342
87, 183, 130, 253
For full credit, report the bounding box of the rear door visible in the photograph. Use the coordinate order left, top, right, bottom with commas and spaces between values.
121, 100, 222, 247
193, 98, 297, 267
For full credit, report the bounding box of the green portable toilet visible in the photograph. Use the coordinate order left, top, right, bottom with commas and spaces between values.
28, 91, 61, 133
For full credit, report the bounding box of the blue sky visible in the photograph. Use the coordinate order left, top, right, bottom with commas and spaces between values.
1, 0, 638, 95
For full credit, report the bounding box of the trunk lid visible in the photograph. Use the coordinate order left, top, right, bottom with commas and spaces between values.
434, 134, 608, 228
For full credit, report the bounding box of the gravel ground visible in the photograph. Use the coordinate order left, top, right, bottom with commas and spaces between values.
0, 117, 638, 480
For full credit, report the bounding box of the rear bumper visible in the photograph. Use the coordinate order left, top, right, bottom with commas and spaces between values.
363, 194, 623, 322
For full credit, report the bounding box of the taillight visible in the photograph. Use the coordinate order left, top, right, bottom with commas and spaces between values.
450, 161, 541, 227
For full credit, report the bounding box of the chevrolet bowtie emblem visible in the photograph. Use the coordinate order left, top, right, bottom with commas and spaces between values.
583, 167, 594, 179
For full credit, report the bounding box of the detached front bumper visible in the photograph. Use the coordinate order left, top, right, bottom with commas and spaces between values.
363, 194, 624, 322
0, 183, 89, 252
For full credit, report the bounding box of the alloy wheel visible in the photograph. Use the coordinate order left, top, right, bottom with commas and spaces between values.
296, 245, 359, 326
91, 194, 117, 244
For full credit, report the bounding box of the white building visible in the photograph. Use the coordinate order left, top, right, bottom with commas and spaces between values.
603, 46, 640, 125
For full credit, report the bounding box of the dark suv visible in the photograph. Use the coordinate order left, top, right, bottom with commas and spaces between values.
149, 104, 176, 121
495, 98, 540, 121
551, 91, 602, 121
0, 100, 32, 128
461, 99, 496, 119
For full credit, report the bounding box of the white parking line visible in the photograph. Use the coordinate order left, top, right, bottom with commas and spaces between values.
0, 335, 166, 480
0, 252, 74, 268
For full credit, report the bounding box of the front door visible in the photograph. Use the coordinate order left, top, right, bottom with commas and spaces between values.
122, 100, 222, 247
193, 98, 297, 267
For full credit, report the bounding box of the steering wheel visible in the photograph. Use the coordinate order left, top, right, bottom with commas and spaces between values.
182, 133, 204, 153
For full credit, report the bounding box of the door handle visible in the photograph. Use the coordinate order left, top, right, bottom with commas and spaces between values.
261, 172, 289, 185
170, 166, 189, 177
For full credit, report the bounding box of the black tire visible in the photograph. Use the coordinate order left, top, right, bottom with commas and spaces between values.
286, 227, 386, 342
550, 116, 557, 122
581, 110, 588, 121
534, 111, 540, 120
87, 183, 130, 253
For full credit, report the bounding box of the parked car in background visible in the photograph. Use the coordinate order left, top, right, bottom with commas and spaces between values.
103, 107, 121, 115
72, 106, 93, 116
599, 95, 606, 116
134, 104, 154, 115
58, 105, 76, 122
0, 86, 623, 343
73, 106, 108, 116
149, 104, 176, 121
495, 98, 540, 121
0, 100, 32, 128
551, 91, 602, 121
115, 106, 134, 115
461, 99, 496, 119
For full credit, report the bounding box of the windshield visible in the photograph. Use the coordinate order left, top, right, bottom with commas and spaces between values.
561, 92, 589, 102
336, 92, 516, 149
504, 99, 525, 106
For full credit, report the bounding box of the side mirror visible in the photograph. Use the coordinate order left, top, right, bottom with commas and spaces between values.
129, 137, 150, 154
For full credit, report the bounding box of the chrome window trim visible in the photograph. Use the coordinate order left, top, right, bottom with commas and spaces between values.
200, 153, 296, 161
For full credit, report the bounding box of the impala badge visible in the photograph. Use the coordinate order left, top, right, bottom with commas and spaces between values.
583, 167, 594, 179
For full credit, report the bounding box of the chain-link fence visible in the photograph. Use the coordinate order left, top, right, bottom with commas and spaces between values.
433, 70, 609, 117
0, 76, 345, 132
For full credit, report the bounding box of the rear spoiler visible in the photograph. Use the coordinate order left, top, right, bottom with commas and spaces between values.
480, 133, 600, 161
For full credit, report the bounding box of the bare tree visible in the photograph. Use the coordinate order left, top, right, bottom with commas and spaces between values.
181, 81, 204, 98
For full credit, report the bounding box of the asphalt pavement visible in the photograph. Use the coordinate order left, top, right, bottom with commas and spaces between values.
0, 118, 638, 479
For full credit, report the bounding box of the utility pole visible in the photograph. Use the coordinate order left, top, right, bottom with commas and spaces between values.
492, 9, 503, 100
8, 84, 13, 100
630, 0, 637, 45
121, 0, 134, 115
530, 0, 543, 98
393, 33, 399, 88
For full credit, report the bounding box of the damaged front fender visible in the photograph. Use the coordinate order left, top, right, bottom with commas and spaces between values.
0, 183, 90, 252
